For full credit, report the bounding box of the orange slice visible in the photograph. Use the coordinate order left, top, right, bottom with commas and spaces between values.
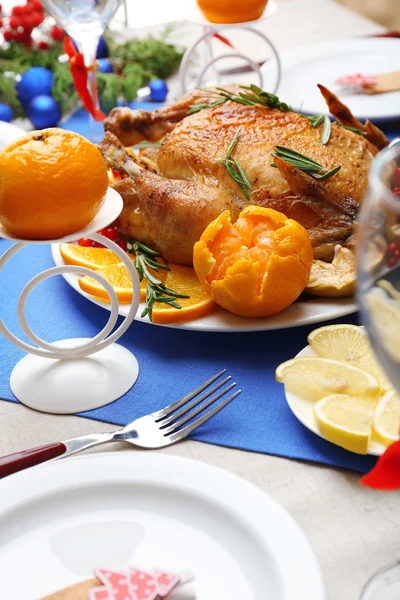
78, 262, 216, 323
151, 265, 217, 324
60, 243, 122, 270
78, 263, 148, 303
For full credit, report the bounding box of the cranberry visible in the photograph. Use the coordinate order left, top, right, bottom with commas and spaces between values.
115, 238, 127, 251
3, 29, 13, 41
32, 0, 43, 10
51, 24, 64, 41
101, 226, 119, 241
37, 40, 49, 49
387, 256, 397, 268
392, 186, 400, 197
12, 6, 24, 16
31, 10, 43, 25
78, 238, 94, 247
9, 16, 21, 28
388, 242, 400, 253
93, 241, 106, 248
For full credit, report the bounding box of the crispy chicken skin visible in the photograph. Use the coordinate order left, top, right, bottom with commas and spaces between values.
101, 86, 386, 265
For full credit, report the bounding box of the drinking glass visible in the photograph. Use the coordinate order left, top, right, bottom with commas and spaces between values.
40, 0, 123, 141
358, 145, 400, 599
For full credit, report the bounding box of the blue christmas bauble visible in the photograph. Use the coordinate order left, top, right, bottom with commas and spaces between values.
17, 67, 54, 105
97, 58, 114, 73
0, 104, 13, 122
27, 95, 61, 129
149, 79, 168, 102
96, 36, 109, 59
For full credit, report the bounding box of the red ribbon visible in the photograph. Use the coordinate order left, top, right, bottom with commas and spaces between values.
64, 37, 106, 122
213, 32, 234, 48
360, 439, 400, 490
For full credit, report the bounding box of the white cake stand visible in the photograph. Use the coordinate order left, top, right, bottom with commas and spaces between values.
179, 0, 281, 94
0, 188, 141, 414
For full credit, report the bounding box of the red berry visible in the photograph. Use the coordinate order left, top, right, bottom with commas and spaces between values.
3, 28, 12, 40
393, 249, 400, 260
102, 226, 119, 241
93, 241, 106, 248
0, 18, 3, 27
37, 40, 49, 49
32, 0, 43, 10
12, 6, 23, 16
9, 16, 21, 28
21, 14, 33, 27
388, 242, 399, 253
387, 256, 397, 268
392, 186, 400, 197
115, 239, 127, 251
51, 24, 64, 41
78, 238, 94, 247
31, 10, 43, 25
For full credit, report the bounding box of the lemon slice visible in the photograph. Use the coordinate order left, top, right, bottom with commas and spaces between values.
307, 324, 390, 391
373, 389, 400, 446
314, 394, 375, 454
275, 357, 380, 401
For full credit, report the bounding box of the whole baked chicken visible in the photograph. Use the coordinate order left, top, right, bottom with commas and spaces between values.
99, 84, 388, 266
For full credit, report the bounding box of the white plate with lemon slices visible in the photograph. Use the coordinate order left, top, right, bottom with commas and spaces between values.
276, 324, 400, 456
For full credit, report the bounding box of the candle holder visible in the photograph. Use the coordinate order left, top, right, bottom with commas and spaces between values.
179, 1, 281, 94
0, 188, 141, 415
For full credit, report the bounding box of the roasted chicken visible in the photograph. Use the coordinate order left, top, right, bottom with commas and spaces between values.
99, 85, 388, 266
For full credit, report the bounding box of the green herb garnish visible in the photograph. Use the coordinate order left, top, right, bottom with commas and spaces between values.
272, 146, 341, 180
217, 127, 253, 200
126, 241, 189, 321
336, 123, 366, 135
301, 113, 332, 144
189, 84, 292, 115
135, 141, 162, 149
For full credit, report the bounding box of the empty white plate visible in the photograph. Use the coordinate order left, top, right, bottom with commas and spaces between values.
261, 38, 400, 121
0, 452, 325, 599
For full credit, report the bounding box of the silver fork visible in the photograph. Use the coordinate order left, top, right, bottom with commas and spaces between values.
0, 370, 240, 479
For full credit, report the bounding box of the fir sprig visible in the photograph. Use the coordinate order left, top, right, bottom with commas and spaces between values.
126, 240, 189, 321
272, 146, 341, 180
217, 126, 253, 200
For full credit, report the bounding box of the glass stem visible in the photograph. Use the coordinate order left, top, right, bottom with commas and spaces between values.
76, 35, 104, 143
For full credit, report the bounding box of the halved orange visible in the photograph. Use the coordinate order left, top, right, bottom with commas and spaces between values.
59, 243, 121, 270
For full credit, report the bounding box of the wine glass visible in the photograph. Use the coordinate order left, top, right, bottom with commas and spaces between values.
40, 0, 123, 141
357, 144, 400, 599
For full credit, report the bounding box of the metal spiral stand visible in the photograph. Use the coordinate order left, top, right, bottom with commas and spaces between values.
0, 189, 141, 415
179, 2, 281, 94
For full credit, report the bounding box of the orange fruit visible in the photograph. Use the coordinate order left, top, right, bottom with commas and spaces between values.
193, 205, 313, 318
79, 262, 148, 303
78, 262, 216, 323
0, 128, 108, 239
59, 244, 122, 270
151, 265, 217, 324
197, 0, 268, 23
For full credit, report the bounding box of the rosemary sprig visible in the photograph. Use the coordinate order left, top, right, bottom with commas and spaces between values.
336, 123, 366, 135
126, 240, 189, 321
272, 146, 341, 180
188, 84, 292, 115
301, 113, 332, 144
217, 126, 253, 200
135, 141, 162, 149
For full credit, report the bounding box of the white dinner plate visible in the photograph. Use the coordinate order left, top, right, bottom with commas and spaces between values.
261, 38, 400, 121
51, 242, 357, 331
0, 120, 25, 148
0, 452, 325, 600
285, 345, 387, 456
